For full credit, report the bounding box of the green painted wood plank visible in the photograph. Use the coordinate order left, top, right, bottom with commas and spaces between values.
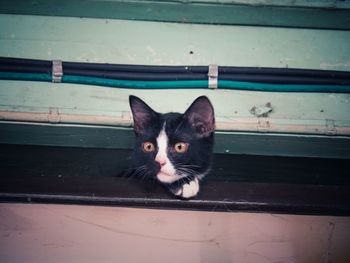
0, 0, 350, 30
0, 14, 350, 70
1, 81, 350, 129
1, 122, 349, 159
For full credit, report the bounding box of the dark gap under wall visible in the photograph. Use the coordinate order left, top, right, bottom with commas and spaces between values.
1, 144, 349, 215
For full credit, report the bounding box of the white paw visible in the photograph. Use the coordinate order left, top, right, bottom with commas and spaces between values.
173, 178, 200, 199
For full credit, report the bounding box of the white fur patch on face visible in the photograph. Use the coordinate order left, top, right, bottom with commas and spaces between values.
155, 124, 178, 184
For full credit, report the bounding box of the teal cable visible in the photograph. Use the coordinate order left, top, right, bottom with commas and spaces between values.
1, 72, 350, 93
64, 75, 350, 93
0, 72, 52, 82
63, 75, 205, 89
219, 80, 350, 93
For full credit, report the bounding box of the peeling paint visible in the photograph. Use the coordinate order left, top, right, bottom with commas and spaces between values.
320, 63, 350, 70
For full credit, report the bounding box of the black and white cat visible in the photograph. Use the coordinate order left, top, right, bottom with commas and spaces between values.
129, 95, 215, 198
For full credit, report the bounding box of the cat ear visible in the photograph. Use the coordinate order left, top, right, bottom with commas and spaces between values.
129, 95, 157, 135
184, 96, 215, 138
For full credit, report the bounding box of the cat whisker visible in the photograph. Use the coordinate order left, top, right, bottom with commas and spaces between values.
175, 176, 186, 187
179, 164, 202, 169
122, 168, 139, 181
127, 165, 148, 180
177, 167, 199, 177
178, 166, 199, 172
140, 170, 152, 182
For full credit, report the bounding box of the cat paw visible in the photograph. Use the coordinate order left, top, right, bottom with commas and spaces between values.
172, 178, 199, 199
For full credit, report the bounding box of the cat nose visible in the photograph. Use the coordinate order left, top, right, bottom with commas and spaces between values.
155, 157, 167, 167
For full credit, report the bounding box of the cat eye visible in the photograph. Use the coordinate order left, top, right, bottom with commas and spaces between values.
142, 142, 155, 152
174, 142, 188, 153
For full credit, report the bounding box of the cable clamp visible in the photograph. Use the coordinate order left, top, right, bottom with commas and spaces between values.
52, 60, 63, 83
208, 64, 218, 89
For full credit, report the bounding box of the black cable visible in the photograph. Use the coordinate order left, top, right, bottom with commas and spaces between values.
0, 65, 51, 74
220, 74, 350, 85
63, 61, 208, 74
0, 57, 51, 67
0, 57, 207, 74
63, 69, 207, 80
219, 66, 350, 79
3, 56, 349, 78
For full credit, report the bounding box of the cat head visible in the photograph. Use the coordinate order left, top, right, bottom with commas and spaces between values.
129, 95, 215, 185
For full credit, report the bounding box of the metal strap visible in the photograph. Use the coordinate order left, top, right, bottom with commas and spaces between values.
52, 60, 63, 83
208, 64, 218, 89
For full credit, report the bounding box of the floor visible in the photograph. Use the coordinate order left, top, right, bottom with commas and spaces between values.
1, 203, 350, 263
